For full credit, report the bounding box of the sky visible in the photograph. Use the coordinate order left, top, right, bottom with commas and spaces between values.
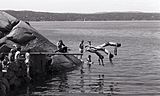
1, 0, 160, 13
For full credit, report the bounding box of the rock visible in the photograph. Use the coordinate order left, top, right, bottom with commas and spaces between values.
4, 70, 15, 80
0, 11, 19, 34
0, 77, 10, 96
0, 84, 6, 96
0, 11, 82, 75
7, 63, 19, 72
1, 77, 10, 92
9, 75, 17, 86
13, 78, 21, 87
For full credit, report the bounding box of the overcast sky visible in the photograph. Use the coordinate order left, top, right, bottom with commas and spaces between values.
1, 0, 160, 13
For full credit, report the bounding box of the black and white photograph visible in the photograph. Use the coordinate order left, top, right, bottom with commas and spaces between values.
0, 0, 160, 96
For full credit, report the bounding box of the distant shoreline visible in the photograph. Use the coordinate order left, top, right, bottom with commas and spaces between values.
3, 10, 160, 21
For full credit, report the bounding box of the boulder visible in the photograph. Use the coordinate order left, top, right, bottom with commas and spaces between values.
0, 11, 82, 74
1, 77, 10, 92
0, 11, 19, 34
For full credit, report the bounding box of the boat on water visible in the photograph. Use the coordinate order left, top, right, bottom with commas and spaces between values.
0, 11, 82, 96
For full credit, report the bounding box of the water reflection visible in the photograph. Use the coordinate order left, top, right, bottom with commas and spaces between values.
80, 66, 85, 93
58, 73, 69, 92
26, 85, 30, 96
108, 82, 119, 95
26, 73, 70, 95
15, 61, 121, 96
97, 74, 104, 94
79, 62, 118, 94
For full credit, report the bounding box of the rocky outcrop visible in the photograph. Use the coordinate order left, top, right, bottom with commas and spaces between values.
0, 11, 82, 95
0, 11, 57, 52
0, 11, 82, 69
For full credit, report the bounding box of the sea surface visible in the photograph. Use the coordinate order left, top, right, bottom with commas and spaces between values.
19, 21, 160, 96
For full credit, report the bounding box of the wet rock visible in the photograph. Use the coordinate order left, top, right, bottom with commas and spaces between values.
0, 77, 10, 96
0, 11, 19, 34
0, 11, 82, 77
1, 77, 10, 92
4, 70, 15, 80
0, 84, 6, 96
0, 10, 83, 96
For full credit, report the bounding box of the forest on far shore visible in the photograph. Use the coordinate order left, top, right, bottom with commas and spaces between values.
3, 10, 160, 21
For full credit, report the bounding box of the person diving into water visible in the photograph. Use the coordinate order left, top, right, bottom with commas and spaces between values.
85, 45, 107, 64
85, 41, 121, 63
88, 41, 121, 55
95, 42, 121, 55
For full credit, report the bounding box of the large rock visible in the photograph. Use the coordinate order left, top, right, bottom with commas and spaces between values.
0, 11, 82, 74
0, 11, 19, 34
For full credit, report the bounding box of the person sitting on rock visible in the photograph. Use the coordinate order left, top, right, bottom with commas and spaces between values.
55, 40, 68, 53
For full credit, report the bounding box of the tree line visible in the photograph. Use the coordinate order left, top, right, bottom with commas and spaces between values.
3, 10, 160, 21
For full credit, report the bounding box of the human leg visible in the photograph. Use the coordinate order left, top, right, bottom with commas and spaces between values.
109, 53, 114, 64
104, 48, 109, 55
108, 42, 121, 55
101, 58, 104, 66
98, 58, 101, 65
26, 63, 31, 79
95, 43, 107, 49
114, 46, 117, 55
79, 49, 83, 59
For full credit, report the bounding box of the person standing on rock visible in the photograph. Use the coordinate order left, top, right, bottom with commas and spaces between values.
14, 47, 21, 64
25, 49, 31, 79
8, 49, 15, 64
0, 54, 3, 72
0, 53, 5, 69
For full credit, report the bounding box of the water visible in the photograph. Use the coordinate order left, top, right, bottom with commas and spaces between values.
21, 21, 160, 95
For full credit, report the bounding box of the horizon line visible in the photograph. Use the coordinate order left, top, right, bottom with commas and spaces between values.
2, 9, 160, 14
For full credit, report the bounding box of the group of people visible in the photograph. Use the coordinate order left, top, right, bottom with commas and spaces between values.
54, 39, 121, 66
79, 40, 121, 66
0, 45, 31, 79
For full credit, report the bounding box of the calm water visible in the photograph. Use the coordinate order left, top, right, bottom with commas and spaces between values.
21, 21, 160, 95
